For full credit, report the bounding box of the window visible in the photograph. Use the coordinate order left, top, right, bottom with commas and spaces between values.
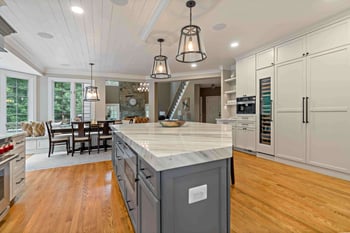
6, 77, 29, 131
0, 70, 35, 133
48, 78, 94, 124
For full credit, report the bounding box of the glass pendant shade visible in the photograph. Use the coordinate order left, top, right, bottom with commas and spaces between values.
150, 38, 171, 79
84, 63, 100, 102
176, 1, 207, 63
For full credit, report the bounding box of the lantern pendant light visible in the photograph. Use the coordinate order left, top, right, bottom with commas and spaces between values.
83, 63, 100, 102
150, 38, 171, 79
176, 0, 207, 63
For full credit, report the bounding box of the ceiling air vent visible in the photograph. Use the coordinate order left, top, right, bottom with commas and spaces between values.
0, 15, 16, 36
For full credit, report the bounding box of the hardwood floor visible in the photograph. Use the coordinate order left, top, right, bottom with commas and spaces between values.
231, 151, 350, 232
1, 152, 349, 232
0, 161, 134, 233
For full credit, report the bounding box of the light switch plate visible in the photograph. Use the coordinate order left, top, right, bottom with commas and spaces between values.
188, 184, 207, 204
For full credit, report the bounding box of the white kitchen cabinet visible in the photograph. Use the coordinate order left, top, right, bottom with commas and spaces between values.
275, 58, 307, 162
10, 134, 26, 201
275, 36, 306, 64
236, 55, 256, 97
307, 19, 350, 55
306, 46, 350, 173
256, 48, 274, 70
233, 115, 256, 152
275, 45, 350, 174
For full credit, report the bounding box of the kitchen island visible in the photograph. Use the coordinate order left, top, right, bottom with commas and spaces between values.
111, 122, 232, 233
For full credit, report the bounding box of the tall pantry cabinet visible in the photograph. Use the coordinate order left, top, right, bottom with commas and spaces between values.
274, 19, 350, 174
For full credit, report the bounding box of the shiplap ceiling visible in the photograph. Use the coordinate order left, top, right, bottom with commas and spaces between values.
1, 0, 350, 77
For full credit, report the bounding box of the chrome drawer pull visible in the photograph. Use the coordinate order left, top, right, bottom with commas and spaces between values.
16, 178, 25, 184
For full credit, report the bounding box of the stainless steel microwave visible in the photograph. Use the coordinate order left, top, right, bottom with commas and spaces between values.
237, 96, 256, 114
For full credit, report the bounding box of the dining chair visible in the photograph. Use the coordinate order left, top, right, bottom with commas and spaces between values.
71, 121, 91, 156
45, 121, 70, 157
97, 120, 114, 153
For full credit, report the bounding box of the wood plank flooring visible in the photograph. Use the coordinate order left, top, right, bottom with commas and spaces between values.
1, 151, 349, 232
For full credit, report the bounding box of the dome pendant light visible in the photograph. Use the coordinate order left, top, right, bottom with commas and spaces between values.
150, 38, 171, 79
176, 0, 207, 63
84, 63, 100, 102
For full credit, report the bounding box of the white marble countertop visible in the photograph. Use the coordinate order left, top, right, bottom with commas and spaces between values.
111, 122, 233, 171
0, 132, 25, 141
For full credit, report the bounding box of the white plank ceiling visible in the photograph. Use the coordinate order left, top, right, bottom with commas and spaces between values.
1, 0, 350, 77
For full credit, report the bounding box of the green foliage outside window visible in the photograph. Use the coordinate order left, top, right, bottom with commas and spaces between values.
53, 82, 71, 123
6, 77, 29, 131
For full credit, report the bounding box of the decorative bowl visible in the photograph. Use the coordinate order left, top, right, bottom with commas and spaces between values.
159, 120, 186, 127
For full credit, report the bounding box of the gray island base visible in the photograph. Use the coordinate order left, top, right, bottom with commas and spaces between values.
111, 122, 232, 233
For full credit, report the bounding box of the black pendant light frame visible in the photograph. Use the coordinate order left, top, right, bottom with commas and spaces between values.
83, 63, 100, 102
150, 38, 171, 79
176, 0, 207, 63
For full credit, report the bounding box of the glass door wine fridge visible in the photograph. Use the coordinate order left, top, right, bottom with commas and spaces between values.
256, 67, 274, 156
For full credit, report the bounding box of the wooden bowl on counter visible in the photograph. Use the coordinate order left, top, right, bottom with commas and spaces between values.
159, 120, 186, 127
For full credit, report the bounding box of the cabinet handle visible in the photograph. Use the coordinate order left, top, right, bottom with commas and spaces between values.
140, 167, 152, 179
306, 97, 309, 123
302, 53, 305, 56
16, 141, 24, 145
117, 175, 123, 181
126, 200, 134, 211
270, 100, 273, 122
271, 62, 274, 66
16, 178, 25, 185
134, 178, 139, 182
16, 156, 25, 162
306, 52, 309, 56
302, 97, 305, 123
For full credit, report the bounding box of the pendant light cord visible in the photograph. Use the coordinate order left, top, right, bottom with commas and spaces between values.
90, 63, 93, 85
190, 6, 192, 26
159, 41, 162, 56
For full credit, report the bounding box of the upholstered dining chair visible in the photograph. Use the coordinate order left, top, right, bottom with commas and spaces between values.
45, 121, 70, 157
71, 121, 91, 156
96, 120, 114, 153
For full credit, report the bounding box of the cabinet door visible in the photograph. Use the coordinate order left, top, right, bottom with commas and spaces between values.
236, 55, 256, 97
138, 178, 160, 233
307, 20, 350, 55
275, 36, 306, 64
235, 127, 247, 150
306, 46, 350, 173
256, 48, 274, 70
275, 59, 307, 162
246, 128, 256, 151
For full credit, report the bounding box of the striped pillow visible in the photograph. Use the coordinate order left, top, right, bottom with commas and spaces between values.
32, 122, 45, 137
21, 122, 33, 137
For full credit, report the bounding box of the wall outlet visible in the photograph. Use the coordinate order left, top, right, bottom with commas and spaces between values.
188, 184, 207, 204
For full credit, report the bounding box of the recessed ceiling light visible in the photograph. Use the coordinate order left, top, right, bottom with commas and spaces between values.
230, 42, 239, 48
212, 23, 226, 31
110, 0, 128, 6
37, 32, 54, 39
191, 63, 197, 68
71, 6, 84, 14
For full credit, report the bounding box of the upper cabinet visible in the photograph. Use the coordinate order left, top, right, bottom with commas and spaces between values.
275, 36, 306, 64
236, 55, 256, 97
307, 19, 350, 55
256, 48, 274, 70
276, 19, 350, 65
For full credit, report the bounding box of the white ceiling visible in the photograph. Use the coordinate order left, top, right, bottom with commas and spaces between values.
1, 0, 350, 77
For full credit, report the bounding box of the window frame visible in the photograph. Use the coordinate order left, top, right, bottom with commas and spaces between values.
0, 70, 36, 133
48, 77, 96, 123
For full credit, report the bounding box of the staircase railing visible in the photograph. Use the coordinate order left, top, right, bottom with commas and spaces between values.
166, 81, 189, 119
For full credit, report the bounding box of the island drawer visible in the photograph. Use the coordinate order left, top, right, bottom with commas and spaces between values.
138, 157, 160, 198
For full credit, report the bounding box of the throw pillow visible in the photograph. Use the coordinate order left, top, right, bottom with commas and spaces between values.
21, 122, 33, 137
32, 122, 45, 137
